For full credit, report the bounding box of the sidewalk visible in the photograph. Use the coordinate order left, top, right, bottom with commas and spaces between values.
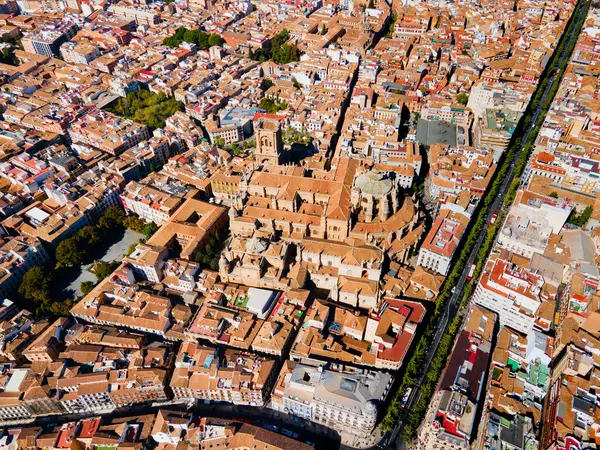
339, 424, 386, 449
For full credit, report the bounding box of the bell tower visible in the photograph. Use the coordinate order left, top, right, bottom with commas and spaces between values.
255, 118, 283, 166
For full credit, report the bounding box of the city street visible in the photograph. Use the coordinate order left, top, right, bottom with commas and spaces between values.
382, 0, 591, 448
10, 400, 341, 450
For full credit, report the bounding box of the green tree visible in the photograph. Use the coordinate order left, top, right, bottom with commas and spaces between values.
283, 128, 311, 145
56, 237, 86, 267
0, 47, 18, 66
162, 36, 181, 48
197, 32, 209, 50
208, 34, 223, 47
174, 26, 187, 40
273, 29, 290, 45
214, 136, 225, 147
261, 78, 274, 91
321, 24, 327, 35
229, 143, 243, 156
48, 299, 73, 317
77, 226, 102, 246
183, 29, 200, 45
568, 205, 593, 227
385, 13, 397, 38
123, 215, 145, 233
259, 97, 287, 113
100, 207, 125, 228
143, 222, 158, 240
80, 280, 96, 296
368, 0, 375, 7
272, 43, 299, 64
549, 191, 559, 198
18, 266, 52, 305
456, 93, 469, 105
105, 89, 184, 130
93, 261, 116, 281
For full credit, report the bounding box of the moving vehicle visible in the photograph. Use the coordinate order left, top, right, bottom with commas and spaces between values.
467, 263, 476, 281
399, 387, 412, 412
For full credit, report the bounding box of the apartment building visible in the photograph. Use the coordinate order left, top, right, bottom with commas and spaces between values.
120, 181, 185, 225
108, 5, 161, 25
123, 244, 168, 283
473, 258, 546, 335
60, 42, 101, 65
271, 360, 393, 436
205, 114, 244, 145
421, 101, 472, 129
70, 264, 187, 338
22, 20, 78, 57
0, 369, 34, 421
290, 298, 425, 369
58, 373, 117, 414
427, 144, 496, 205
474, 327, 550, 450
170, 341, 276, 406
2, 199, 90, 248
496, 189, 572, 258
417, 208, 469, 276
477, 108, 521, 152
69, 109, 150, 157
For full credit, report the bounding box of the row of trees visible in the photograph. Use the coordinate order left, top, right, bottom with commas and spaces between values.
163, 26, 223, 50
105, 89, 184, 130
249, 29, 301, 65
380, 0, 591, 437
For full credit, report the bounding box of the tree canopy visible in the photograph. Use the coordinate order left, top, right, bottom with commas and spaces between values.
249, 29, 301, 65
193, 231, 227, 270
92, 260, 119, 281
105, 89, 184, 130
19, 266, 51, 305
123, 214, 158, 240
80, 280, 95, 296
18, 266, 74, 317
456, 93, 469, 105
56, 237, 87, 267
162, 26, 223, 51
568, 205, 593, 227
259, 97, 288, 113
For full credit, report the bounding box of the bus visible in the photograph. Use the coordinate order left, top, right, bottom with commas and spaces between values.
467, 263, 476, 281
